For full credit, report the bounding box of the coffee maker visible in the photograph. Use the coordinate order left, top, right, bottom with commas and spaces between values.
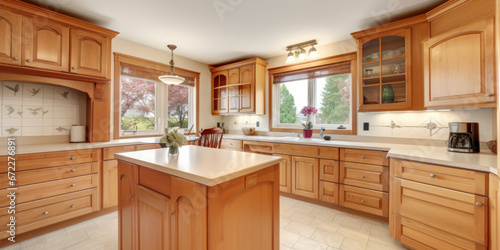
447, 122, 480, 153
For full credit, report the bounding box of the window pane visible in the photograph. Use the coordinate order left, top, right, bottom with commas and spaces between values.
168, 85, 189, 128
315, 74, 351, 125
278, 80, 308, 124
120, 76, 156, 131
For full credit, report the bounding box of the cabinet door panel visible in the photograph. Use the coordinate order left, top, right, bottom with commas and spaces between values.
394, 178, 487, 245
118, 161, 138, 250
0, 8, 21, 65
70, 29, 109, 78
319, 159, 339, 182
319, 181, 339, 204
228, 68, 239, 84
23, 17, 69, 71
424, 17, 495, 107
102, 160, 118, 209
136, 185, 171, 250
274, 154, 291, 193
291, 156, 319, 199
239, 65, 254, 112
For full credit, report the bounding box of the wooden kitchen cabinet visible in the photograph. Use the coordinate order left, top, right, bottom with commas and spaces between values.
490, 174, 500, 249
319, 181, 339, 204
220, 139, 243, 151
0, 7, 22, 65
275, 154, 292, 193
211, 58, 267, 115
22, 16, 70, 72
291, 156, 319, 199
70, 28, 111, 78
339, 184, 388, 217
319, 159, 339, 183
424, 17, 496, 108
102, 160, 118, 209
352, 15, 428, 112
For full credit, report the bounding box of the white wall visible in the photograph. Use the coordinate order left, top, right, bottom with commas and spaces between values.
219, 39, 495, 142
111, 38, 216, 138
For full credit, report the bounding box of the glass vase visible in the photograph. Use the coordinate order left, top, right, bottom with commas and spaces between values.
168, 146, 179, 156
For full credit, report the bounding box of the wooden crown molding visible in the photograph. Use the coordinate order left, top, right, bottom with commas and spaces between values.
268, 52, 356, 75
351, 14, 427, 39
426, 0, 473, 21
209, 58, 269, 73
0, 0, 119, 37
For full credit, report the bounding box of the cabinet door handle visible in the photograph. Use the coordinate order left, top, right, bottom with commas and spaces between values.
361, 156, 365, 159
71, 169, 76, 172
361, 174, 365, 178
476, 202, 483, 207
360, 200, 365, 203
12, 57, 18, 61
430, 173, 436, 178
26, 59, 31, 63
71, 66, 76, 70
43, 211, 48, 215
70, 157, 75, 160
486, 94, 493, 97
71, 205, 75, 208
129, 194, 133, 198
71, 184, 76, 187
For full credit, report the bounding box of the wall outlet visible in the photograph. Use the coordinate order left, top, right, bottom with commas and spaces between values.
363, 122, 369, 131
256, 121, 260, 127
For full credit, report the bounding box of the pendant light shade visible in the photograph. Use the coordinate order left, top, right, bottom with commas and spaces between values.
159, 44, 185, 85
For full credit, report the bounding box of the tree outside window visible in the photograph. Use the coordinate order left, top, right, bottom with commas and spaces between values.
168, 85, 189, 128
120, 76, 156, 131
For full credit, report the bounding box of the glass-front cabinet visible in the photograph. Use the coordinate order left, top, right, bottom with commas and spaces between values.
212, 71, 228, 114
357, 29, 412, 111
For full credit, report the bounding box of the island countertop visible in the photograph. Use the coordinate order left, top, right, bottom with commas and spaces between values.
115, 145, 282, 186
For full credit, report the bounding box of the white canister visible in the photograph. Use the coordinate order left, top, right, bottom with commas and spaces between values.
70, 125, 86, 142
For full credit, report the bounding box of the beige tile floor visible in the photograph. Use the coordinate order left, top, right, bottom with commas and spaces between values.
4, 196, 405, 250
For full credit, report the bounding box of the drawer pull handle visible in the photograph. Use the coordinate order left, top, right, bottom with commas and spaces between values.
13, 57, 18, 60
26, 59, 31, 63
71, 205, 75, 208
70, 157, 75, 160
71, 184, 76, 187
361, 174, 365, 178
129, 194, 133, 198
43, 211, 48, 215
476, 202, 483, 207
71, 66, 76, 70
361, 156, 365, 159
430, 173, 436, 178
360, 200, 365, 203
71, 169, 76, 172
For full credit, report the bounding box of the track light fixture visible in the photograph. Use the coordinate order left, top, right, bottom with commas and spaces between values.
285, 40, 319, 64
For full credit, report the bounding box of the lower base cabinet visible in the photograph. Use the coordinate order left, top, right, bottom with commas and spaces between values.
291, 156, 319, 199
490, 174, 500, 249
339, 184, 388, 217
118, 160, 279, 250
319, 181, 339, 204
275, 154, 292, 193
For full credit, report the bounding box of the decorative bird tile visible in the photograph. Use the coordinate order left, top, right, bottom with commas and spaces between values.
57, 90, 70, 99
55, 126, 69, 132
5, 106, 14, 116
27, 87, 41, 97
5, 127, 19, 134
28, 107, 42, 116
4, 84, 20, 96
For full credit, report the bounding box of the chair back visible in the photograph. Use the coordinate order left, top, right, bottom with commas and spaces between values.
198, 128, 223, 148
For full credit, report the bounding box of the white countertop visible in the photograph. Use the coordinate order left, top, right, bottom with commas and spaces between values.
223, 134, 498, 176
0, 137, 166, 156
115, 145, 282, 186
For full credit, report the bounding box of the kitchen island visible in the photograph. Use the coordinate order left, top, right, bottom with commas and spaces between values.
115, 145, 282, 250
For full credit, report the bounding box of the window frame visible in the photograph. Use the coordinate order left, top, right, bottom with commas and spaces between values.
268, 52, 358, 135
113, 53, 200, 139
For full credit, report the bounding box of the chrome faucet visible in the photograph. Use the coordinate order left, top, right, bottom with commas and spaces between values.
292, 132, 302, 138
320, 127, 326, 139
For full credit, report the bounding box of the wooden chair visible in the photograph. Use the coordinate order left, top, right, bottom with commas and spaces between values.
197, 128, 223, 148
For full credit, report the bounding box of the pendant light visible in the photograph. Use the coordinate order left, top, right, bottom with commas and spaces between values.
158, 44, 185, 85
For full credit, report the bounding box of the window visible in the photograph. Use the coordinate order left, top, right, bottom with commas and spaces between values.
269, 55, 357, 134
114, 54, 200, 139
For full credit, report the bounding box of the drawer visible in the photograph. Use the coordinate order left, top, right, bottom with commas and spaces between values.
394, 217, 487, 250
0, 149, 98, 173
0, 162, 98, 189
0, 188, 98, 239
274, 143, 318, 158
339, 184, 388, 217
340, 148, 388, 166
135, 144, 161, 151
394, 178, 488, 245
340, 162, 388, 192
243, 141, 274, 154
319, 159, 339, 183
139, 166, 171, 196
220, 139, 243, 151
0, 174, 98, 206
103, 145, 136, 160
319, 181, 339, 205
318, 147, 339, 160
394, 159, 488, 196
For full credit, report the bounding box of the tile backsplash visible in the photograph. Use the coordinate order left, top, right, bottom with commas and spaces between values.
357, 109, 494, 141
1, 81, 86, 137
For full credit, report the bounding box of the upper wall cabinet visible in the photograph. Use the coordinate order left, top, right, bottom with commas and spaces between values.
22, 16, 70, 72
70, 29, 111, 78
352, 15, 429, 112
211, 58, 268, 115
0, 8, 22, 65
0, 1, 118, 79
424, 17, 495, 108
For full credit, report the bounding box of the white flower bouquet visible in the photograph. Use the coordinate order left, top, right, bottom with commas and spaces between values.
159, 128, 187, 147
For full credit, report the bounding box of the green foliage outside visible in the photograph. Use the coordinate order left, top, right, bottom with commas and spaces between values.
279, 84, 297, 123
121, 117, 155, 130
319, 75, 350, 124
168, 118, 188, 128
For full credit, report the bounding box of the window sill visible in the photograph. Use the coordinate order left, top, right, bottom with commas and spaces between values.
270, 127, 355, 135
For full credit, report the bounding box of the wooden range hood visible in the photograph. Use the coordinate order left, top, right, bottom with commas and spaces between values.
0, 0, 119, 142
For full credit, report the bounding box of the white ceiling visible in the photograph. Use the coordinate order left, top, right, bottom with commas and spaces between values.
27, 0, 444, 65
